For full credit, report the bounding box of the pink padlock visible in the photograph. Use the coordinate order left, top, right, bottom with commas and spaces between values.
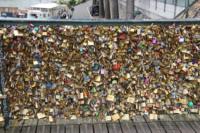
152, 37, 157, 44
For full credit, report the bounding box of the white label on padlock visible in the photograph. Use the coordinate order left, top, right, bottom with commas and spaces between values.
37, 113, 46, 119
79, 93, 84, 99
149, 114, 158, 120
49, 116, 54, 122
179, 37, 184, 43
66, 73, 72, 78
105, 116, 111, 121
22, 109, 29, 115
71, 115, 77, 120
190, 109, 198, 113
174, 109, 182, 114
121, 114, 130, 120
100, 69, 105, 74
88, 41, 94, 46
33, 60, 39, 65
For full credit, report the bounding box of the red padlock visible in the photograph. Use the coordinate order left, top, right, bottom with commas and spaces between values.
118, 33, 127, 40
112, 64, 121, 71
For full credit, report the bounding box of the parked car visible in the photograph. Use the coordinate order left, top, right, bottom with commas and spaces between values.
1, 12, 13, 17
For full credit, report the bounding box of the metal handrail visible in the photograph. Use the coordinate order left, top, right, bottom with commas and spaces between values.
175, 0, 198, 18
0, 18, 200, 25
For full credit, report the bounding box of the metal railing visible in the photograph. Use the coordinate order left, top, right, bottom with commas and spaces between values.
0, 36, 10, 130
157, 0, 197, 7
0, 18, 199, 130
0, 18, 200, 25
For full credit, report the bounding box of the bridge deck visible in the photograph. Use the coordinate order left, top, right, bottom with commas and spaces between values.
1, 114, 200, 133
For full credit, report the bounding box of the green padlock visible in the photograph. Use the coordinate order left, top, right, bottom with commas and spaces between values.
188, 101, 194, 107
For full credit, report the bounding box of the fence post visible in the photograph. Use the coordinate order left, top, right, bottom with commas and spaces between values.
174, 0, 177, 18
185, 0, 189, 18
155, 0, 158, 10
164, 0, 167, 12
0, 36, 10, 129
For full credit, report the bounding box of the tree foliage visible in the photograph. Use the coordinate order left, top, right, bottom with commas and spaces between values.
69, 0, 77, 6
57, 0, 78, 6
57, 0, 68, 5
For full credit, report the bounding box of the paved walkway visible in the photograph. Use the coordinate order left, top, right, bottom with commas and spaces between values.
72, 0, 92, 19
1, 114, 200, 133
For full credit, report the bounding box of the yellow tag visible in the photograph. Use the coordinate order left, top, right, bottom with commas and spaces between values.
149, 98, 154, 103
127, 97, 135, 103
106, 95, 115, 102
108, 43, 113, 49
42, 32, 47, 36
125, 73, 131, 79
95, 75, 101, 82
112, 114, 120, 121
179, 99, 187, 104
154, 89, 158, 93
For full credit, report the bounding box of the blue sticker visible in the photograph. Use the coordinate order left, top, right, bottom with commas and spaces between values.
46, 82, 53, 89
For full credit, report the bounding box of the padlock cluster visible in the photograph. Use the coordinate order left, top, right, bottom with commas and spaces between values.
0, 24, 199, 122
